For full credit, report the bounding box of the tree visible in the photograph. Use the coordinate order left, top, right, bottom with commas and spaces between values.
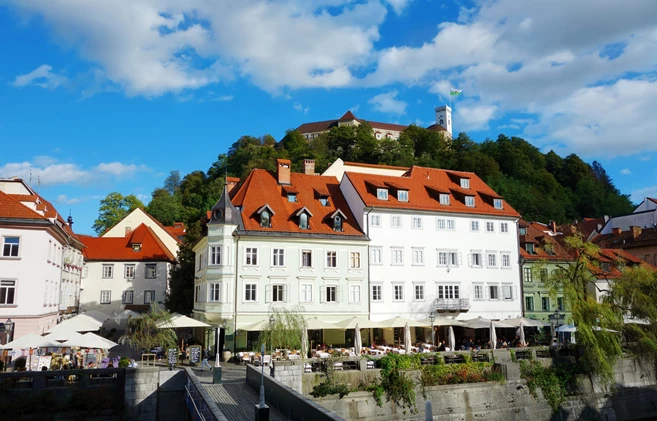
119, 305, 178, 353
92, 192, 144, 235
165, 223, 200, 315
258, 307, 306, 351
146, 188, 182, 226
163, 171, 182, 195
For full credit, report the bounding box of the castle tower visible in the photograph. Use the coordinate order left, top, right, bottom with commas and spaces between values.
435, 105, 452, 138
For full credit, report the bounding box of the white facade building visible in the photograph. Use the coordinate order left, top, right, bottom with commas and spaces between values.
103, 208, 181, 257
193, 160, 369, 352
340, 166, 523, 329
599, 197, 657, 234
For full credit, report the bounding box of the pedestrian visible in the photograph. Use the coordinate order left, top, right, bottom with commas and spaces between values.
201, 347, 212, 371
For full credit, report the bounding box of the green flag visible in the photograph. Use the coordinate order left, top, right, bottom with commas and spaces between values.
450, 89, 462, 96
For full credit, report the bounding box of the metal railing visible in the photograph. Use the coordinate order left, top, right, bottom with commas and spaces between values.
184, 368, 229, 421
431, 298, 471, 311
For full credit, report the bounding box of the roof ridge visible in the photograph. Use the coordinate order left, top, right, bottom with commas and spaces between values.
0, 190, 46, 219
139, 208, 182, 244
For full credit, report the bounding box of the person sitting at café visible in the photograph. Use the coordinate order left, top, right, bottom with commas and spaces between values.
437, 340, 446, 352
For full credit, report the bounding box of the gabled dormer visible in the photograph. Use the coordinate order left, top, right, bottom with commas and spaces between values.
209, 184, 240, 226
256, 204, 275, 228
295, 206, 313, 230
329, 209, 347, 232
283, 185, 298, 203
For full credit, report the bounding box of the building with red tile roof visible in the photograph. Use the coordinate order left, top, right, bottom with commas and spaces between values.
102, 208, 181, 258
0, 178, 85, 342
165, 222, 187, 242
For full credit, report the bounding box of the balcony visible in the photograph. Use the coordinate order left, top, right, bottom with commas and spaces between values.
430, 298, 470, 312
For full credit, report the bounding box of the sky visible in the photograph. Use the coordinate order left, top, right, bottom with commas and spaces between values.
1, 0, 657, 235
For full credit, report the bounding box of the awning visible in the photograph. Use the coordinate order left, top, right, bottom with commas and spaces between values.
2, 333, 61, 349
157, 314, 212, 329
305, 317, 339, 330
503, 317, 550, 327
416, 316, 466, 327
81, 310, 112, 323
46, 314, 103, 333
332, 316, 383, 329
376, 317, 429, 328
462, 317, 515, 329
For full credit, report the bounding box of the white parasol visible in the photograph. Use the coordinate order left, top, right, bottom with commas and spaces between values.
448, 326, 456, 351
404, 323, 412, 353
354, 324, 362, 355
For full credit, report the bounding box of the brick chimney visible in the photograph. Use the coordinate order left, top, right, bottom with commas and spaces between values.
226, 176, 240, 194
548, 221, 557, 234
276, 158, 291, 185
612, 227, 622, 236
304, 159, 316, 175
630, 225, 642, 239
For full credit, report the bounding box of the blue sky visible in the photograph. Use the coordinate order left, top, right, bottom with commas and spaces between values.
1, 0, 657, 235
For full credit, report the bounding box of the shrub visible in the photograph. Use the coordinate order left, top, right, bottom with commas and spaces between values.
118, 357, 130, 368
310, 380, 350, 398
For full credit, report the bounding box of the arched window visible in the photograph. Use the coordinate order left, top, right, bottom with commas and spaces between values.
440, 118, 444, 126
333, 215, 343, 232
299, 213, 309, 230
260, 210, 271, 228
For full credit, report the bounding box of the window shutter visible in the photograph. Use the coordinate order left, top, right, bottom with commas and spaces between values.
457, 253, 463, 266
284, 285, 289, 303
265, 285, 272, 303
484, 286, 489, 300
201, 284, 207, 303
336, 286, 342, 303
320, 287, 325, 303
467, 253, 472, 267
513, 286, 518, 300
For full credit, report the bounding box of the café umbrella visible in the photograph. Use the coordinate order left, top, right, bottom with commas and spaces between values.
404, 323, 412, 353
2, 333, 60, 350
448, 326, 456, 351
354, 324, 362, 355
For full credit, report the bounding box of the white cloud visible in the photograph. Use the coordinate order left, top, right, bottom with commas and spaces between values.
211, 94, 234, 102
293, 102, 310, 114
639, 156, 652, 161
0, 156, 149, 186
57, 194, 81, 205
368, 90, 407, 115
498, 124, 520, 130
455, 103, 498, 131
12, 64, 66, 89
620, 168, 632, 175
386, 0, 412, 15
632, 185, 657, 202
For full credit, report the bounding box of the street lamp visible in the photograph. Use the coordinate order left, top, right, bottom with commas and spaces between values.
269, 315, 275, 357
428, 313, 436, 346
4, 318, 12, 345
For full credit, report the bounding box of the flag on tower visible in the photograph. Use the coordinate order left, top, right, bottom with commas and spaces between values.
450, 89, 462, 96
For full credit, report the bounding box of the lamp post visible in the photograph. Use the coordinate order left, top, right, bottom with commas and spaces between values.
429, 313, 436, 347
256, 342, 269, 421
4, 318, 12, 345
269, 315, 275, 357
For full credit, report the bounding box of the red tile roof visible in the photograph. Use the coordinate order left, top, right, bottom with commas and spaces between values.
79, 224, 176, 262
141, 210, 183, 244
339, 111, 357, 121
295, 111, 408, 134
344, 166, 520, 217
231, 169, 366, 237
587, 248, 654, 279
519, 220, 572, 261
592, 226, 657, 249
165, 222, 186, 239
559, 217, 605, 239
343, 161, 410, 171
0, 191, 45, 219
426, 123, 448, 132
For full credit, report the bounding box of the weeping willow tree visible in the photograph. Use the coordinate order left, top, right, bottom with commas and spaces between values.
543, 234, 623, 383
119, 305, 178, 352
258, 307, 306, 351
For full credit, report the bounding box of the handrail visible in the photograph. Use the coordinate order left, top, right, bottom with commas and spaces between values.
185, 384, 207, 421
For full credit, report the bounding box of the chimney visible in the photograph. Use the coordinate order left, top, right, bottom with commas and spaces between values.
630, 225, 642, 239
125, 226, 132, 236
548, 221, 557, 234
226, 176, 240, 194
276, 158, 291, 185
604, 215, 610, 223
612, 227, 622, 236
304, 159, 316, 175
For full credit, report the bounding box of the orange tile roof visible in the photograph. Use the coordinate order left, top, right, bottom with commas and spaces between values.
587, 248, 654, 279
231, 169, 366, 237
519, 220, 572, 261
165, 223, 186, 239
344, 166, 520, 217
141, 210, 183, 244
0, 191, 45, 219
343, 161, 410, 171
79, 224, 176, 262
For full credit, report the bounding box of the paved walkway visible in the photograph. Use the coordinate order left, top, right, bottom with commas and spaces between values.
194, 364, 287, 421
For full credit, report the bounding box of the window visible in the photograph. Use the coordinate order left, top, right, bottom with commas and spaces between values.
493, 199, 503, 209
542, 297, 550, 311
414, 284, 424, 301
372, 285, 382, 301
0, 280, 16, 305
2, 237, 19, 257
195, 285, 200, 303
245, 284, 257, 302
272, 248, 285, 267
287, 193, 297, 203
370, 214, 381, 227
391, 248, 404, 265
557, 297, 565, 311
377, 189, 388, 200
132, 244, 142, 252
245, 247, 258, 266
210, 246, 221, 265
145, 290, 155, 304
125, 265, 135, 279
325, 286, 337, 303
502, 254, 511, 268
471, 253, 482, 267
519, 227, 527, 235
350, 252, 361, 269
122, 290, 133, 304
397, 190, 409, 202
545, 244, 555, 256
299, 213, 309, 230
301, 250, 312, 268
601, 262, 611, 272
436, 218, 446, 230
333, 215, 343, 232
371, 248, 382, 264
349, 284, 361, 302
523, 267, 533, 282
460, 178, 470, 189
102, 265, 113, 279
502, 285, 513, 300
446, 219, 455, 230
473, 285, 483, 300
486, 222, 494, 233
500, 222, 509, 233
437, 285, 460, 299
316, 196, 328, 206
391, 216, 402, 228
487, 253, 496, 267
439, 194, 450, 205
145, 264, 156, 279
438, 251, 459, 267
393, 285, 404, 301
465, 196, 475, 207
326, 251, 337, 268
300, 284, 313, 302
526, 244, 535, 254
489, 285, 499, 300
412, 249, 424, 265
208, 283, 221, 302
412, 217, 422, 229
470, 221, 479, 232
540, 268, 548, 282
272, 285, 285, 302
526, 296, 534, 311
100, 290, 111, 304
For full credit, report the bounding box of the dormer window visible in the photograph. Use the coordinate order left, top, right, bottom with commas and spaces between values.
214, 209, 223, 220
377, 189, 388, 200
493, 199, 503, 209
319, 197, 329, 206
287, 194, 297, 203
465, 196, 475, 207
334, 215, 343, 232
132, 244, 142, 252
519, 227, 527, 235
460, 178, 470, 189
260, 210, 271, 228
526, 244, 535, 254
439, 194, 450, 205
397, 190, 409, 202
299, 213, 309, 230
545, 244, 554, 256
601, 262, 611, 272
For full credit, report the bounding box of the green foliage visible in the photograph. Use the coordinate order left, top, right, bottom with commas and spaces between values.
118, 357, 130, 368
378, 353, 420, 414
165, 224, 199, 315
119, 304, 178, 352
420, 362, 503, 390
146, 187, 183, 226
519, 360, 579, 413
92, 192, 144, 234
310, 380, 351, 398
258, 307, 305, 351
509, 349, 517, 362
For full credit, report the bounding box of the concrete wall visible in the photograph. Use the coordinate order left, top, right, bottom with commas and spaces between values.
124, 367, 159, 421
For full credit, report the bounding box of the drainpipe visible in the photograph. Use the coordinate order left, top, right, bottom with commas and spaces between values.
516, 219, 525, 318
363, 206, 374, 344
233, 231, 240, 356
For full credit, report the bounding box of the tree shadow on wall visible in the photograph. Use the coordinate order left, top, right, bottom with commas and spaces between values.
550, 385, 657, 421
